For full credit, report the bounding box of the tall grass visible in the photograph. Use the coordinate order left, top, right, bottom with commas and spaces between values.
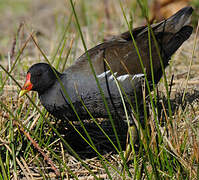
0, 0, 198, 179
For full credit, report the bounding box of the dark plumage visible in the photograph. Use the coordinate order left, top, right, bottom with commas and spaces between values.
19, 6, 193, 123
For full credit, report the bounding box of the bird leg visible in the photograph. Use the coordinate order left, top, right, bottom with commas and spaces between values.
124, 124, 138, 163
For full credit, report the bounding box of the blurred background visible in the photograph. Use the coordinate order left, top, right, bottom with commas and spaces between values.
0, 0, 198, 61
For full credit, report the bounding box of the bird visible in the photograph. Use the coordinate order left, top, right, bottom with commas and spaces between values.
19, 63, 144, 122
19, 6, 193, 125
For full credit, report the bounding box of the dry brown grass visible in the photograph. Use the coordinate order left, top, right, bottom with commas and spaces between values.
0, 0, 199, 179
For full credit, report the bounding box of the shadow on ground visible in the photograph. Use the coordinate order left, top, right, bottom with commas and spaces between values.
56, 119, 128, 159
47, 89, 199, 159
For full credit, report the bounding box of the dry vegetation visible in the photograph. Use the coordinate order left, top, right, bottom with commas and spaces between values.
0, 0, 199, 179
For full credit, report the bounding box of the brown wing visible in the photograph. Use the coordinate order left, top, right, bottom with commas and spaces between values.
69, 6, 193, 84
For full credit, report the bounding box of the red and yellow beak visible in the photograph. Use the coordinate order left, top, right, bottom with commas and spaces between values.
19, 73, 33, 97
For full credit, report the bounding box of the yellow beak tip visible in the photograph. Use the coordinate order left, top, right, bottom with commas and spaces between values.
19, 90, 29, 98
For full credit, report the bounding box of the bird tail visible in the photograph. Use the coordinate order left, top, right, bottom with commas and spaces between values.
154, 6, 193, 65
163, 26, 193, 59
153, 6, 193, 34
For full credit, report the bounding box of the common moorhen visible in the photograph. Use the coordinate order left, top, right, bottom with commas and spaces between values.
19, 6, 193, 123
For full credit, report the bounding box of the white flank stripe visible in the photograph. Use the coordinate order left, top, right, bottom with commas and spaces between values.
132, 74, 144, 80
97, 70, 110, 79
109, 72, 117, 80
117, 74, 130, 81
